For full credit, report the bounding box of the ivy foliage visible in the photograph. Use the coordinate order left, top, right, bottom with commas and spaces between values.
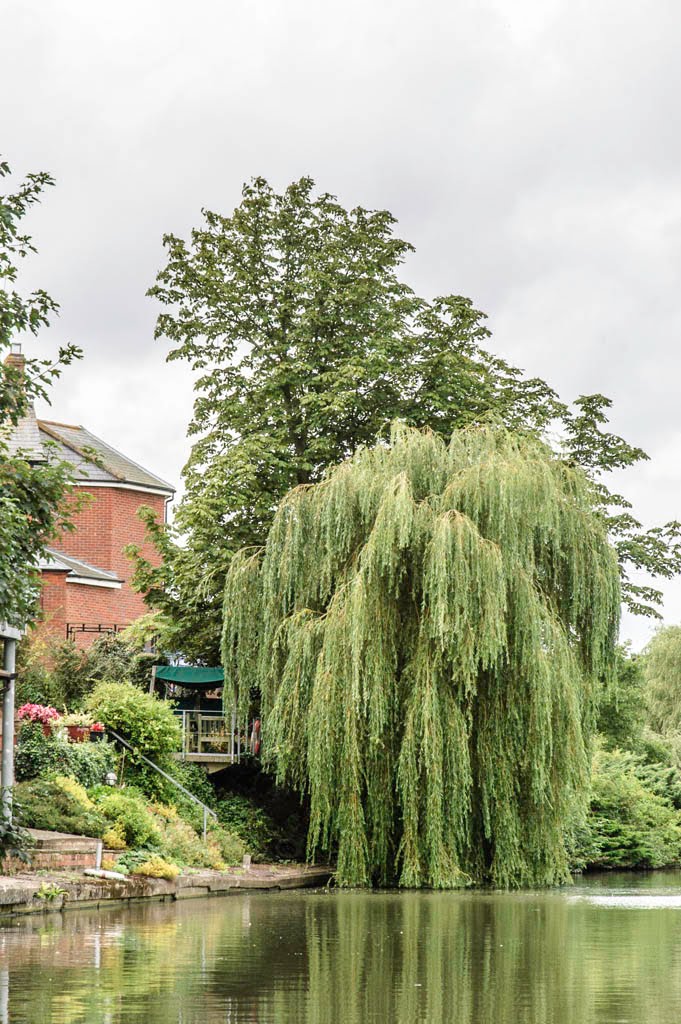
222, 424, 620, 888
0, 158, 80, 627
14, 721, 117, 788
131, 176, 676, 661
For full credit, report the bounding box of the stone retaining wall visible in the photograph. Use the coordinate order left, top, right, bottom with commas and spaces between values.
0, 865, 331, 918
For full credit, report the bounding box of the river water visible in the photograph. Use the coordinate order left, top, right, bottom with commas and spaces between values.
2, 872, 681, 1023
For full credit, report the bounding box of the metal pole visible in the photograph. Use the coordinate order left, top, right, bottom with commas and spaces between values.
230, 708, 236, 763
1, 638, 16, 824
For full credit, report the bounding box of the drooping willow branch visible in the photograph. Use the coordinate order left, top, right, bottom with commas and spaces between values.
222, 424, 620, 887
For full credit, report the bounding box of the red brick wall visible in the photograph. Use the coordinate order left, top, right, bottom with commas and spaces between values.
65, 581, 125, 634
44, 485, 170, 642
39, 571, 69, 641
38, 573, 123, 648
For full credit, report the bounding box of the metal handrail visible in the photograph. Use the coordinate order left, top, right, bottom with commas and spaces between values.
105, 727, 217, 840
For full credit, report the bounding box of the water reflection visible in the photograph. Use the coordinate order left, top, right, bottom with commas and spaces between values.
2, 874, 681, 1023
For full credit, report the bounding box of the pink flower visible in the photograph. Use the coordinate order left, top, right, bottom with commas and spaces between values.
17, 703, 62, 725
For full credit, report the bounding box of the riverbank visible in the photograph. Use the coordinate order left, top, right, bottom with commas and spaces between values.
0, 863, 331, 918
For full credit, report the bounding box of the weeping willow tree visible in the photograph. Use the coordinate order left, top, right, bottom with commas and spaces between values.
222, 425, 621, 888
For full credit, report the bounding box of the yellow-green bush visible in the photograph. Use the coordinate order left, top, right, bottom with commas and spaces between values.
157, 813, 218, 868
85, 681, 181, 762
53, 775, 93, 810
95, 790, 161, 848
133, 855, 180, 880
102, 821, 127, 850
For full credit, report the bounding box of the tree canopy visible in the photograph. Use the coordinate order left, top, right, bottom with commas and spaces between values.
222, 424, 620, 888
0, 159, 80, 627
133, 176, 679, 661
643, 626, 681, 735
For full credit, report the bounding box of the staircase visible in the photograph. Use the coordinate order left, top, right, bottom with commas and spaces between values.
24, 829, 101, 871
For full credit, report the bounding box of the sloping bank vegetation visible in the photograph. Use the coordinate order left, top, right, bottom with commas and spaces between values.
10, 635, 305, 878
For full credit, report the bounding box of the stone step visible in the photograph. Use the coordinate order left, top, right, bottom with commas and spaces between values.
14, 830, 103, 873
28, 829, 100, 853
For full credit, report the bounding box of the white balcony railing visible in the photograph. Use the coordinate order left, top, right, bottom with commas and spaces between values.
175, 710, 260, 763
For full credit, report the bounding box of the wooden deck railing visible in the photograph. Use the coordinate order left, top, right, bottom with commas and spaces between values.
175, 710, 260, 764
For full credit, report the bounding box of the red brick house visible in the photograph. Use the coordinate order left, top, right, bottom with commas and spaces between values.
7, 351, 174, 647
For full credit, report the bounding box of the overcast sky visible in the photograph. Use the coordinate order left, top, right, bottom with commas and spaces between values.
3, 0, 680, 648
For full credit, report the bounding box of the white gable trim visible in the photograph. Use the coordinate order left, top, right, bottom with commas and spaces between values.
73, 481, 174, 497
66, 577, 123, 590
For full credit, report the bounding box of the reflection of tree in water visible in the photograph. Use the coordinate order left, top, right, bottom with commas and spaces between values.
296, 892, 681, 1024
5, 890, 681, 1022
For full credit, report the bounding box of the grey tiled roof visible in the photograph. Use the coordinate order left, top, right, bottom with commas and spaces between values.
37, 420, 174, 493
40, 548, 122, 583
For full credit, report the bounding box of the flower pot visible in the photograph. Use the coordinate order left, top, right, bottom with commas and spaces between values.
42, 724, 53, 738
67, 725, 89, 743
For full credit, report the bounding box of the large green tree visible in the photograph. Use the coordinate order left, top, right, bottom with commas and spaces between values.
222, 424, 621, 887
0, 159, 80, 627
132, 176, 677, 660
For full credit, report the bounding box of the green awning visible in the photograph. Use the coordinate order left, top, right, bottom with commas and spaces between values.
154, 665, 224, 689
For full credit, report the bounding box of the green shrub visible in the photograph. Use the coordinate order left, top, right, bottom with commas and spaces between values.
208, 823, 247, 866
115, 848, 158, 873
15, 779, 105, 838
597, 646, 647, 751
169, 760, 216, 809
215, 795, 278, 860
16, 632, 160, 710
15, 722, 62, 780
94, 789, 161, 848
79, 632, 158, 690
15, 636, 90, 709
576, 747, 681, 870
85, 681, 181, 762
